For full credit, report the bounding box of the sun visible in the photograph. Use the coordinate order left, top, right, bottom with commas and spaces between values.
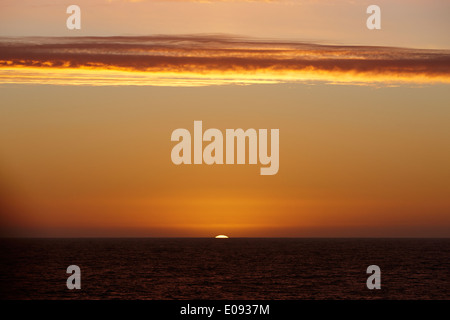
215, 235, 229, 239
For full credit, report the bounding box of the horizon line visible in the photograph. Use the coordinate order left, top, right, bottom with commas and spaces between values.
1, 236, 449, 239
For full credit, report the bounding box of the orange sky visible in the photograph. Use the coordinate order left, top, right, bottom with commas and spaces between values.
0, 1, 449, 237
1, 0, 449, 49
1, 83, 449, 237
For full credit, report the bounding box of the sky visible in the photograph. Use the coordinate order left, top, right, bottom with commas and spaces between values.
0, 0, 449, 237
1, 0, 449, 49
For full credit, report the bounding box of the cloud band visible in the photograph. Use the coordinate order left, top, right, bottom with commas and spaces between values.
1, 35, 449, 86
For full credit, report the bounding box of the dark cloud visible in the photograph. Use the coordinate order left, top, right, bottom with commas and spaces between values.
1, 35, 449, 83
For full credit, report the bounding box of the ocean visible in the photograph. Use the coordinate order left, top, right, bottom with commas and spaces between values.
1, 238, 449, 300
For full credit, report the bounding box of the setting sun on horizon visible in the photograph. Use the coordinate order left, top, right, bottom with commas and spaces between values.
2, 0, 450, 304
215, 235, 229, 239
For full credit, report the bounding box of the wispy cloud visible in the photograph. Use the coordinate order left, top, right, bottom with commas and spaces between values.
1, 35, 449, 86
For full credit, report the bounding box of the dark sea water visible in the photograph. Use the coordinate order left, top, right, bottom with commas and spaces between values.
0, 238, 449, 300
